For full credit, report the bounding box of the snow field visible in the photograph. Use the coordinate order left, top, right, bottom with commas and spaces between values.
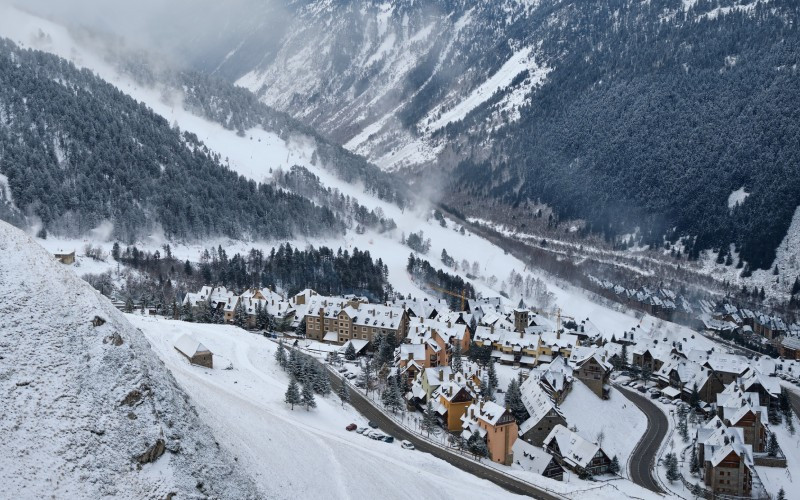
129, 315, 524, 500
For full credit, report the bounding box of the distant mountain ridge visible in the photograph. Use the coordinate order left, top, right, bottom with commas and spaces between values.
199, 0, 799, 270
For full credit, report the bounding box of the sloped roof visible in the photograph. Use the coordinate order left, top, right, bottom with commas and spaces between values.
174, 335, 211, 357
520, 377, 563, 424
543, 425, 603, 469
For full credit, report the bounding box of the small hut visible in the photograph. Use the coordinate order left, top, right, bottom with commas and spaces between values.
174, 335, 213, 368
54, 250, 76, 265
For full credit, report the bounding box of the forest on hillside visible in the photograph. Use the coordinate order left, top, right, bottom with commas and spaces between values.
444, 0, 800, 270
0, 38, 343, 242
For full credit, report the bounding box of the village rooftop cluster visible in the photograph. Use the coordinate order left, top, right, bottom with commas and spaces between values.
160, 283, 800, 498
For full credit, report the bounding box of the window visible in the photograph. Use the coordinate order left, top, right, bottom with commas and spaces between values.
362, 326, 367, 332
362, 334, 367, 339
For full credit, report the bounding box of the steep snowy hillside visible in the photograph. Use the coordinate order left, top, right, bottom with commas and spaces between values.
129, 315, 524, 500
0, 221, 260, 498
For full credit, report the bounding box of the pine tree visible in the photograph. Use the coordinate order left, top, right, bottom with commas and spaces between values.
302, 382, 317, 410
200, 300, 214, 323
344, 342, 357, 360
609, 455, 620, 475
382, 376, 403, 413
171, 300, 179, 319
421, 401, 437, 436
665, 452, 680, 482
358, 359, 375, 394
233, 300, 246, 328
450, 342, 463, 373
767, 432, 778, 457
284, 377, 301, 410
289, 348, 303, 379
469, 316, 477, 337
314, 362, 332, 396
338, 383, 350, 407
504, 379, 529, 424
777, 487, 786, 500
486, 359, 498, 400
620, 343, 628, 370
689, 383, 700, 408
296, 316, 307, 337
275, 340, 287, 369
124, 297, 135, 313
467, 433, 489, 459
689, 447, 700, 475
182, 302, 194, 322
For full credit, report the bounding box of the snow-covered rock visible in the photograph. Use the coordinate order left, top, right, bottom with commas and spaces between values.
0, 221, 259, 498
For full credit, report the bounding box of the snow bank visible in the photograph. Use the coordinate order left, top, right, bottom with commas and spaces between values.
0, 221, 259, 498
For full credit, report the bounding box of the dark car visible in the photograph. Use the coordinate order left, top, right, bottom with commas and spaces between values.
346, 423, 357, 431
637, 385, 647, 393
382, 436, 394, 443
368, 421, 379, 428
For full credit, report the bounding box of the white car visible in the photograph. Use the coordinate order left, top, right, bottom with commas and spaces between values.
401, 440, 415, 450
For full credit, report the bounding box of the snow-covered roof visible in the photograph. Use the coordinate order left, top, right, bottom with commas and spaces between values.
512, 439, 559, 475
697, 418, 754, 470
174, 334, 211, 357
542, 425, 604, 469
519, 378, 562, 427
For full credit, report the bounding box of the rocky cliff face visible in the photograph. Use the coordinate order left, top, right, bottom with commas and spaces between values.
0, 221, 261, 498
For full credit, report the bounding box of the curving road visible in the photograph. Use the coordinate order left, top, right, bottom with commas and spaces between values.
616, 386, 668, 494
325, 367, 562, 500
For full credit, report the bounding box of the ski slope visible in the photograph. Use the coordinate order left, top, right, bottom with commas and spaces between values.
129, 315, 522, 500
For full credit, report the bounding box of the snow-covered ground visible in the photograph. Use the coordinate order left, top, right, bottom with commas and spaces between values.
128, 314, 524, 499
422, 46, 550, 132
559, 382, 647, 476
0, 221, 259, 499
756, 411, 800, 500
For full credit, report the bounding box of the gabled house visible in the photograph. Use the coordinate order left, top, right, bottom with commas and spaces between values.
568, 347, 612, 399
173, 335, 213, 368
715, 383, 768, 453
519, 378, 567, 446
532, 356, 574, 404
512, 439, 565, 480
543, 425, 611, 477
461, 401, 518, 465
431, 372, 476, 431
696, 417, 755, 497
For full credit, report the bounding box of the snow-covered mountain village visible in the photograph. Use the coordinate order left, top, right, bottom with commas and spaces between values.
2, 1, 800, 499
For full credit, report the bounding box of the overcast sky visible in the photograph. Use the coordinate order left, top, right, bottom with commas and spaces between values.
3, 0, 284, 67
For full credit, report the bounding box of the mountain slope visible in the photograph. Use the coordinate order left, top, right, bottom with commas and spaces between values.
203, 0, 800, 270
0, 37, 343, 242
0, 220, 260, 498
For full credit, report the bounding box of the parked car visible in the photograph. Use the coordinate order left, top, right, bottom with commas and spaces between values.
368, 431, 385, 440
637, 386, 647, 393
401, 440, 415, 450
382, 436, 394, 443
368, 421, 379, 428
650, 392, 660, 399
355, 427, 368, 434
346, 423, 357, 431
